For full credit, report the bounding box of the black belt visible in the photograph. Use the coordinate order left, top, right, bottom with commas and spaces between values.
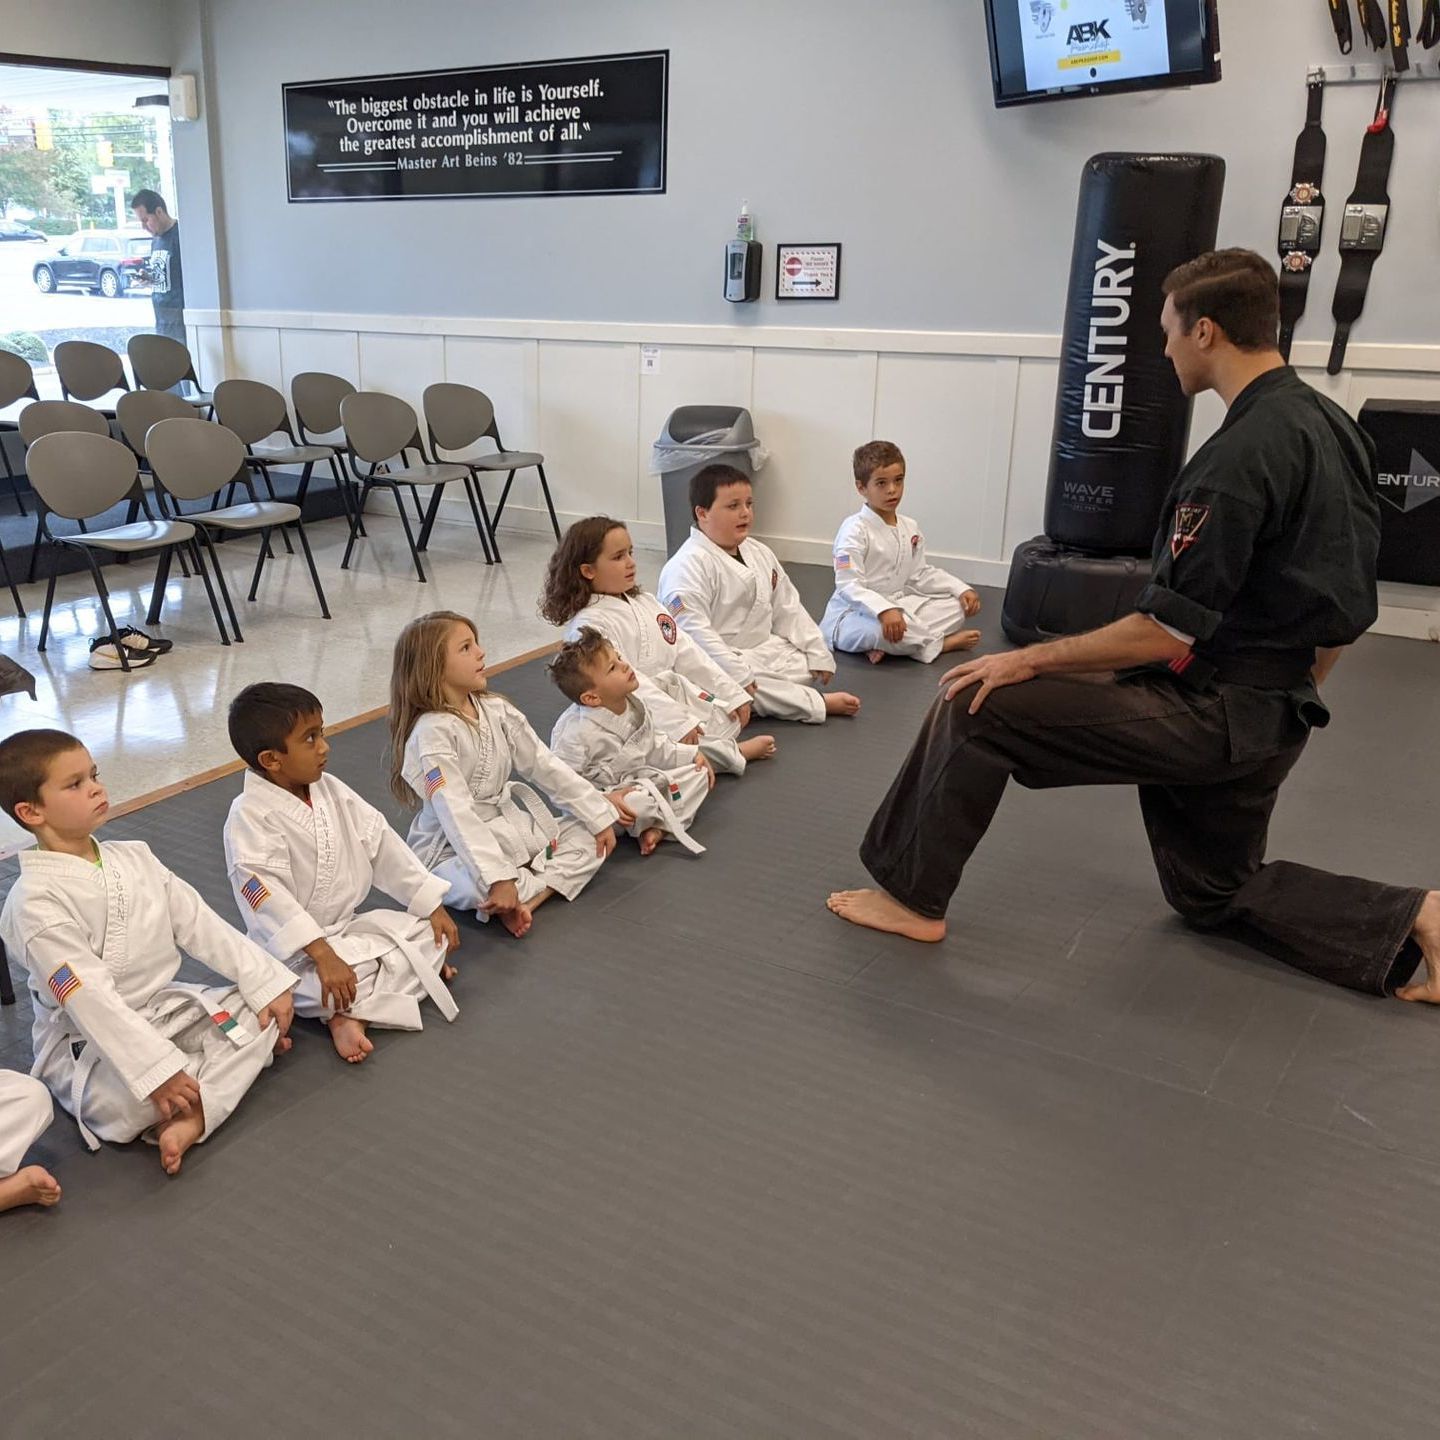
1357, 0, 1391, 46
1277, 76, 1327, 362
1327, 0, 1354, 51
1390, 0, 1413, 68
1328, 74, 1396, 376
1158, 648, 1316, 692
1420, 0, 1440, 45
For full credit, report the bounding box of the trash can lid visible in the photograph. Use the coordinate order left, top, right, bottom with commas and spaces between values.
662, 405, 752, 444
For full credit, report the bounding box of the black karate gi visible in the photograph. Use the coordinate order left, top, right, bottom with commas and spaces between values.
860, 367, 1426, 994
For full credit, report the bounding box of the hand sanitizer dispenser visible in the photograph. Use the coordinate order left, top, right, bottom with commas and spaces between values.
725, 201, 762, 302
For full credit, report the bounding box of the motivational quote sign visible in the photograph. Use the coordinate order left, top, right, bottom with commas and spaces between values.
284, 50, 668, 202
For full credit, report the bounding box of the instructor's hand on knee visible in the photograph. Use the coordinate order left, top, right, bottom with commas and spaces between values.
150, 1069, 202, 1121
941, 651, 1036, 713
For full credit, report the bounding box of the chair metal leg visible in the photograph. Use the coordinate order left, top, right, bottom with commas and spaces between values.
461, 474, 496, 565
248, 531, 269, 601
0, 542, 23, 616
535, 464, 561, 540
331, 455, 366, 538
87, 553, 132, 672
37, 557, 58, 651
293, 522, 331, 619
0, 441, 26, 517
185, 538, 232, 645
256, 467, 295, 554
493, 468, 517, 526
24, 514, 44, 585
410, 488, 426, 524
294, 461, 314, 510
341, 481, 370, 570
416, 486, 446, 552
0, 940, 14, 1006
390, 482, 427, 582
198, 532, 242, 642
146, 548, 174, 626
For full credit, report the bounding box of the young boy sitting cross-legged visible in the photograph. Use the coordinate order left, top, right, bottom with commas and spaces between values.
223, 683, 461, 1065
0, 729, 297, 1176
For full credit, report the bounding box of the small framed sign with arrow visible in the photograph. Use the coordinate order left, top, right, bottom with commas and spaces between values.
776, 243, 841, 300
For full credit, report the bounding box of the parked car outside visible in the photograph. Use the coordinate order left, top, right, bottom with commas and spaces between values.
32, 230, 153, 297
0, 220, 45, 242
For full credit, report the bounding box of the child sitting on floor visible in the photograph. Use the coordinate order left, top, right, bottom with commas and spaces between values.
389, 610, 623, 939
0, 1070, 59, 1212
821, 440, 983, 664
549, 627, 715, 856
0, 729, 296, 1175
223, 683, 460, 1065
539, 515, 777, 774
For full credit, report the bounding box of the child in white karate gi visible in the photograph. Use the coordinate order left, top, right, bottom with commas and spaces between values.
821, 440, 984, 664
658, 464, 861, 724
0, 1070, 59, 1211
549, 627, 715, 856
224, 684, 461, 1065
389, 610, 623, 939
0, 729, 297, 1176
539, 515, 777, 772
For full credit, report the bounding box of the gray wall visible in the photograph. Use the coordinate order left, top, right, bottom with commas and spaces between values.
197, 0, 1440, 340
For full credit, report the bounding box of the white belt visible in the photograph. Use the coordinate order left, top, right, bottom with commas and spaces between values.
627, 776, 705, 855
491, 780, 560, 867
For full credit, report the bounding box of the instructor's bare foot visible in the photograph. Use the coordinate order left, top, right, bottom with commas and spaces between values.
824, 691, 861, 716
1397, 892, 1440, 1003
941, 629, 983, 654
866, 649, 887, 665
156, 1107, 205, 1176
328, 1014, 374, 1063
739, 735, 778, 762
638, 826, 665, 856
826, 887, 946, 942
0, 1165, 62, 1211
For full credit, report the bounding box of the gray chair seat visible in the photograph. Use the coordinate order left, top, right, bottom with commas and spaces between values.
251, 443, 335, 465
185, 391, 216, 409
72, 518, 197, 552
380, 462, 471, 486
467, 450, 545, 470
200, 500, 302, 530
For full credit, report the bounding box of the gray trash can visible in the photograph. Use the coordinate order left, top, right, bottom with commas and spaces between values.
652, 405, 763, 556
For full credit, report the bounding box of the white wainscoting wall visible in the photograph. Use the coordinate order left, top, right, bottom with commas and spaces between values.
188, 311, 1440, 643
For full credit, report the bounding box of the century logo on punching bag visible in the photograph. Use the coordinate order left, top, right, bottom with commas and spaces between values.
1081, 240, 1136, 440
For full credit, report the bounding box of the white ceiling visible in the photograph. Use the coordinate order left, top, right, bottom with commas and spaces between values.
0, 64, 168, 115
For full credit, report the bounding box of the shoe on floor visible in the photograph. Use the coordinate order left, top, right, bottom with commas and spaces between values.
89, 637, 160, 671
116, 625, 173, 655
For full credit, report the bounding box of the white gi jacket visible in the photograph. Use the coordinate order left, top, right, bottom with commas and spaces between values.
224, 771, 456, 1026
822, 505, 970, 623
403, 697, 617, 894
657, 528, 834, 689
550, 695, 709, 853
0, 842, 296, 1146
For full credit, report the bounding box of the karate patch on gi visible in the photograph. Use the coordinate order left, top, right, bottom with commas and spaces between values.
240, 874, 271, 911
911, 533, 921, 552
1170, 502, 1211, 559
424, 765, 446, 798
834, 553, 853, 571
47, 963, 82, 1006
211, 1009, 239, 1036
667, 595, 685, 616
698, 690, 714, 702
770, 568, 778, 590
657, 613, 678, 644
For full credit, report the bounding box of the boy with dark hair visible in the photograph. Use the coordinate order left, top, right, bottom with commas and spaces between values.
0, 729, 296, 1175
222, 683, 461, 1064
821, 441, 983, 664
549, 628, 713, 856
658, 465, 860, 723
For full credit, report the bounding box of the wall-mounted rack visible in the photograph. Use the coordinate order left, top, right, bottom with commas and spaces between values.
1308, 60, 1440, 85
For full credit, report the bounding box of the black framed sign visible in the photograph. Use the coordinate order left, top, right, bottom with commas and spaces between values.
776, 243, 842, 300
284, 50, 668, 203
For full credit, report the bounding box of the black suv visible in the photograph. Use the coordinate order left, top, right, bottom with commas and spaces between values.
33, 231, 153, 298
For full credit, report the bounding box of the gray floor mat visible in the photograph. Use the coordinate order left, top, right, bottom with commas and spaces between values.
2, 564, 1438, 1439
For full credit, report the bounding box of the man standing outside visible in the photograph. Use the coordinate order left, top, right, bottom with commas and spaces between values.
828, 248, 1440, 1003
130, 189, 184, 343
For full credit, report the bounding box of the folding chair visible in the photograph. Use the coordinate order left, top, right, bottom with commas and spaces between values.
26, 431, 231, 669
146, 417, 330, 634
291, 369, 367, 538
18, 400, 111, 585
126, 333, 214, 415
338, 391, 478, 583
53, 340, 130, 419
0, 348, 39, 515
422, 382, 520, 563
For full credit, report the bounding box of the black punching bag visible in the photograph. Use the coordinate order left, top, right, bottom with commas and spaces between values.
1043, 153, 1225, 554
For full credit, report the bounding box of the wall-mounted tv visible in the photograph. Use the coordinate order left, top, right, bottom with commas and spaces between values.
984, 1, 1221, 109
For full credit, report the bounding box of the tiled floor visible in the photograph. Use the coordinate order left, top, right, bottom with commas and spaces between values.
0, 509, 608, 849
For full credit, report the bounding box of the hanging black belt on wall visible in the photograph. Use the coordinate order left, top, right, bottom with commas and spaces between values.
1328, 0, 1355, 52
1328, 74, 1397, 375
1390, 0, 1412, 69
1356, 0, 1391, 47
1277, 77, 1327, 361
1419, 0, 1440, 46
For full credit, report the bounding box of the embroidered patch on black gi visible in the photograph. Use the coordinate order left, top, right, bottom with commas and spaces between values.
657, 613, 677, 644
1170, 502, 1210, 559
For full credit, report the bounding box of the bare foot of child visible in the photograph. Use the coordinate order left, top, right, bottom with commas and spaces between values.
441, 961, 458, 982
824, 691, 862, 716
0, 1165, 62, 1211
500, 903, 534, 938
826, 887, 946, 943
156, 1107, 206, 1176
866, 649, 887, 665
638, 826, 665, 855
739, 735, 778, 762
940, 629, 982, 654
1396, 891, 1440, 1003
328, 1014, 374, 1063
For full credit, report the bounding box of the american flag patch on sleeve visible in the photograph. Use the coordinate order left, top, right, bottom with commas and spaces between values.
47, 964, 82, 1006
835, 553, 853, 571
240, 874, 270, 911
424, 765, 446, 798
667, 595, 685, 616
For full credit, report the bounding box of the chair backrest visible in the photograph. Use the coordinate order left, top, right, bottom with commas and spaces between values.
213, 378, 291, 446
115, 390, 196, 458
0, 349, 39, 409
145, 417, 250, 503
18, 400, 110, 446
25, 432, 139, 521
53, 340, 129, 402
291, 371, 356, 439
423, 382, 498, 453
340, 391, 421, 465
127, 333, 200, 391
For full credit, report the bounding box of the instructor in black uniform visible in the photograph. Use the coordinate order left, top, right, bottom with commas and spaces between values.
829, 249, 1440, 1001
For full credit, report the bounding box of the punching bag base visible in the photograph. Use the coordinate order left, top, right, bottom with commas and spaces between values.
1001, 537, 1150, 647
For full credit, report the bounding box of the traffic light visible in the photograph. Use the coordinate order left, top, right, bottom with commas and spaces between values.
33, 118, 53, 151
96, 139, 113, 167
